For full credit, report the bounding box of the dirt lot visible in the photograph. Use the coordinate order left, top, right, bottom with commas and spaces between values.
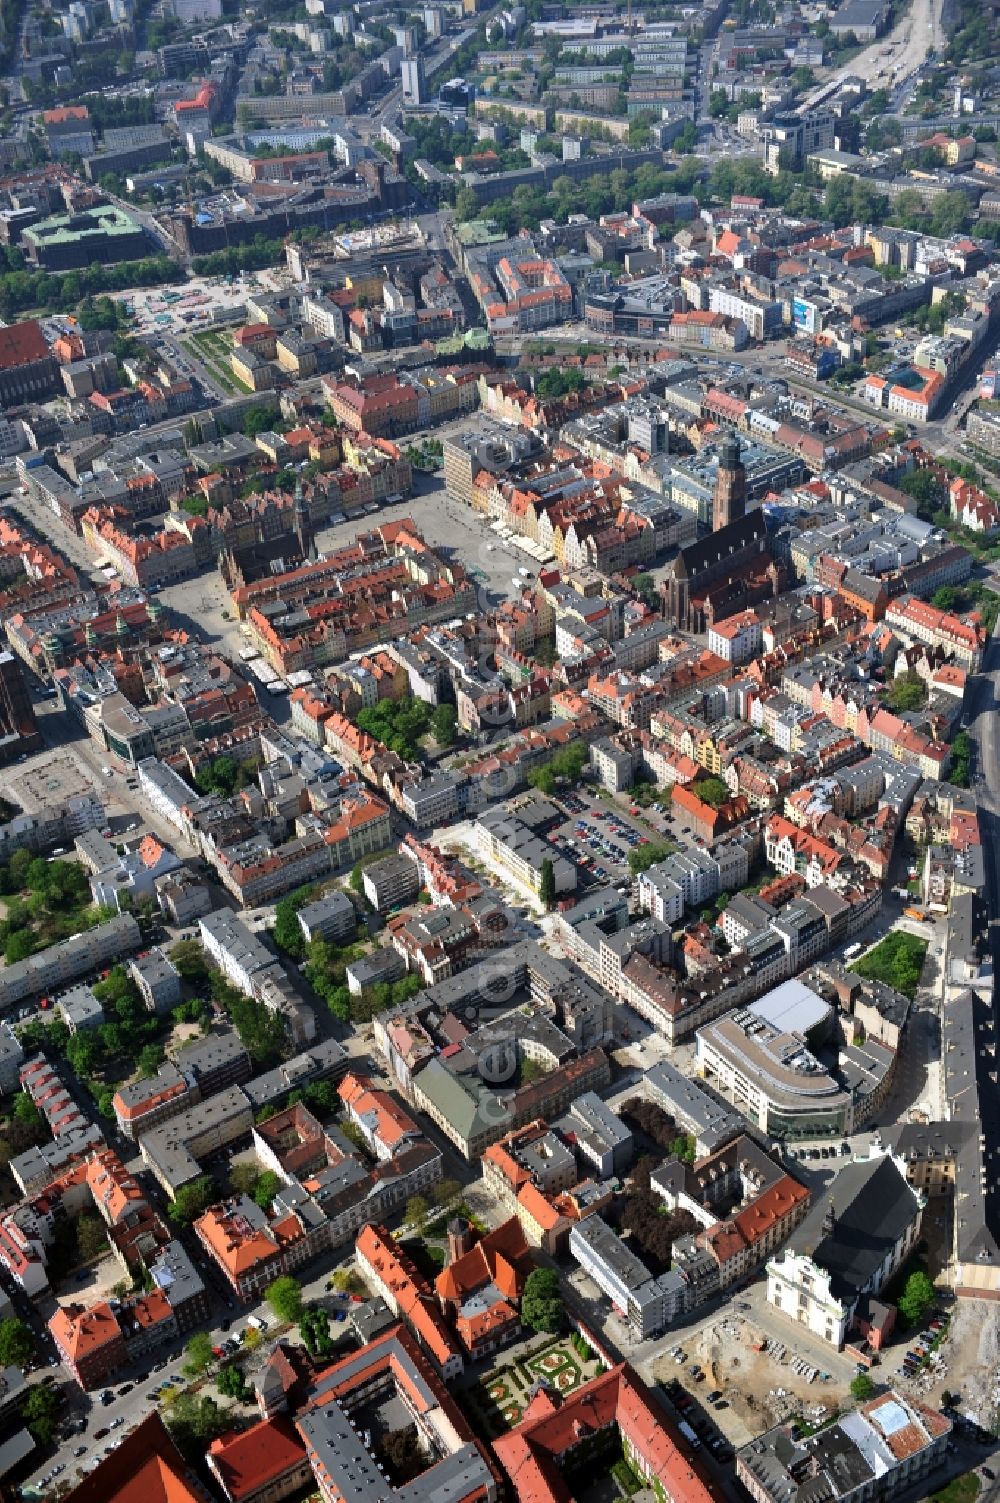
911, 1298, 1000, 1424
650, 1313, 852, 1447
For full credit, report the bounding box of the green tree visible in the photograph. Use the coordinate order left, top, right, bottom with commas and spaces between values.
253, 1170, 281, 1211
628, 842, 672, 875
5, 930, 34, 964
272, 883, 318, 959
211, 976, 287, 1067
898, 1269, 935, 1326
22, 1384, 59, 1444
0, 1318, 34, 1368
243, 404, 281, 439
165, 1392, 228, 1463
694, 777, 729, 808
539, 858, 556, 911
406, 1195, 429, 1234
931, 587, 956, 611
521, 1267, 563, 1333
300, 1305, 334, 1358
217, 1363, 251, 1402
12, 1095, 42, 1133
138, 1043, 165, 1078
431, 703, 457, 747
183, 1331, 215, 1377
886, 673, 926, 713
229, 1163, 260, 1197
169, 1175, 216, 1226
432, 1177, 462, 1208
169, 938, 210, 985
900, 469, 945, 520
66, 1031, 101, 1077
77, 1213, 108, 1262
267, 1275, 304, 1324
850, 1373, 876, 1401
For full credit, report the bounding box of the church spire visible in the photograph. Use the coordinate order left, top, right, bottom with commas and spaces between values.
293, 476, 315, 561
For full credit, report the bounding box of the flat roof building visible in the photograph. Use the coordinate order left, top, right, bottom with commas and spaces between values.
22, 205, 150, 271
139, 1086, 254, 1196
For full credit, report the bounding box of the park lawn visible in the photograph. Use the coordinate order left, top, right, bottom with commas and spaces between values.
849, 930, 928, 1000
184, 332, 250, 393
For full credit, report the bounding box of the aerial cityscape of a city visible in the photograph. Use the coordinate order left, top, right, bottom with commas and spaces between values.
0, 0, 996, 1499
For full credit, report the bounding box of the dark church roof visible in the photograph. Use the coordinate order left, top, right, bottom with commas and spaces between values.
669, 509, 767, 583
786, 1155, 919, 1302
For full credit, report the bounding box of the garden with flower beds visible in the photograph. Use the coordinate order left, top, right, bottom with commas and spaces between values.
463, 1335, 606, 1436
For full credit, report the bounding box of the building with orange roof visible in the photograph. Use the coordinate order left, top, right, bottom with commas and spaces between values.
433, 1217, 533, 1358
513, 1181, 572, 1257
494, 1362, 722, 1503
49, 1301, 126, 1390
480, 254, 573, 337
195, 1196, 302, 1303
207, 1415, 311, 1503
295, 1323, 500, 1502
117, 1287, 177, 1355
863, 364, 945, 422
885, 596, 983, 670
668, 310, 748, 351
61, 1412, 211, 1503
337, 1073, 423, 1161
355, 1224, 464, 1379
86, 1150, 148, 1227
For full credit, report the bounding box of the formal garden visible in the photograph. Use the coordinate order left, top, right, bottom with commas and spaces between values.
463, 1333, 606, 1435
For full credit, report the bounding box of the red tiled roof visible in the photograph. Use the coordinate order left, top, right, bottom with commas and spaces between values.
208, 1416, 306, 1500
0, 320, 48, 371
59, 1413, 205, 1503
493, 1363, 721, 1503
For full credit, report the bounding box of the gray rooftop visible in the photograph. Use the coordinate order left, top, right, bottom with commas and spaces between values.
243, 1038, 347, 1109
646, 1058, 742, 1152
148, 1238, 205, 1309
299, 1330, 495, 1502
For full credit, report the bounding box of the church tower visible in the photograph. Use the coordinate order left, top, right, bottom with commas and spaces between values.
713, 435, 746, 533
293, 477, 315, 561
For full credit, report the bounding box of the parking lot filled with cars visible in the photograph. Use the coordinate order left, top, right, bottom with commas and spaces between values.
548, 792, 664, 888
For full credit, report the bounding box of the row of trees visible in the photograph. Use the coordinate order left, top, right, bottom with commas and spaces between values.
620, 1097, 695, 1161
620, 1155, 700, 1273
191, 239, 287, 279
0, 255, 175, 322
453, 160, 693, 237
